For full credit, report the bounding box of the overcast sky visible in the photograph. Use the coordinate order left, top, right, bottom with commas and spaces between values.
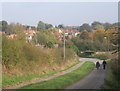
1, 2, 118, 26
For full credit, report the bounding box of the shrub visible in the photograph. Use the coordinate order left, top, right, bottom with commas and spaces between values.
2, 35, 77, 76
102, 58, 120, 89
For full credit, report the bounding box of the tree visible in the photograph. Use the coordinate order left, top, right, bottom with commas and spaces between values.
112, 22, 120, 27
2, 35, 24, 68
35, 30, 58, 48
79, 30, 90, 40
45, 41, 54, 48
103, 22, 112, 30
79, 23, 92, 32
35, 32, 47, 44
37, 21, 53, 30
58, 24, 64, 29
106, 27, 120, 52
102, 26, 120, 89
24, 25, 37, 30
93, 29, 105, 43
94, 24, 104, 30
31, 26, 37, 30
92, 21, 102, 26
91, 21, 104, 30
6, 23, 25, 34
37, 21, 46, 30
45, 24, 53, 29
0, 20, 8, 32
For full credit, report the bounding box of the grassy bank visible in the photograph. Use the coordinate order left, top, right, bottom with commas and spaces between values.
3, 61, 80, 88
19, 61, 95, 89
102, 58, 120, 90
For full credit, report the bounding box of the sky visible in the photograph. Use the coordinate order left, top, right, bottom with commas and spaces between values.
1, 1, 118, 26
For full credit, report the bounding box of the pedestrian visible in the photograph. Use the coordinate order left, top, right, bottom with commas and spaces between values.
102, 60, 107, 70
96, 61, 100, 69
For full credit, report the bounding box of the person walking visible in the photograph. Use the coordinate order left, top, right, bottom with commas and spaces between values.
102, 60, 107, 70
96, 61, 100, 69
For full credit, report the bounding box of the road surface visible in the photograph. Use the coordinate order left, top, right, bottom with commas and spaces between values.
64, 58, 106, 89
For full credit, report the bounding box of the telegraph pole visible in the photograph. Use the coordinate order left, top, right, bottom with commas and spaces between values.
35, 28, 37, 44
63, 33, 65, 60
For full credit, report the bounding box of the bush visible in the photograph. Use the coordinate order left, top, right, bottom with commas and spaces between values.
2, 35, 77, 77
66, 45, 79, 54
2, 35, 24, 68
102, 58, 120, 89
45, 41, 54, 48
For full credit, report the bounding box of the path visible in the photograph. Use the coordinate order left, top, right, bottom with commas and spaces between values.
64, 58, 106, 89
4, 61, 85, 89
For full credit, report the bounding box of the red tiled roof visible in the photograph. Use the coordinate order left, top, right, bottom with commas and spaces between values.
0, 31, 5, 34
68, 35, 73, 39
24, 30, 36, 34
54, 32, 62, 36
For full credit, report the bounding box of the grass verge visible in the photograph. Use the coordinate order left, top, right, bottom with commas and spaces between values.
3, 61, 80, 88
18, 61, 95, 89
101, 59, 120, 90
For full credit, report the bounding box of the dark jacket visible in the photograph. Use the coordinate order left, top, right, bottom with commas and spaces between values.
102, 61, 107, 65
96, 62, 100, 68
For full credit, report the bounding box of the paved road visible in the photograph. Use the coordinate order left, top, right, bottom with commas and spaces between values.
80, 58, 103, 64
64, 58, 106, 89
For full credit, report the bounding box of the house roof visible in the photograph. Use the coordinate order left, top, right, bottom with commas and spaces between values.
24, 30, 36, 34
0, 31, 5, 34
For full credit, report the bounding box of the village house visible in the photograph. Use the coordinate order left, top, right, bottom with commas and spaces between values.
23, 30, 37, 41
7, 34, 17, 39
74, 32, 80, 37
54, 44, 59, 48
35, 43, 45, 49
68, 35, 73, 39
54, 32, 63, 42
59, 29, 80, 39
0, 31, 5, 35
58, 29, 63, 33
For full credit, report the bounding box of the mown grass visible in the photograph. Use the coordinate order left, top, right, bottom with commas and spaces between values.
18, 61, 95, 89
2, 61, 80, 88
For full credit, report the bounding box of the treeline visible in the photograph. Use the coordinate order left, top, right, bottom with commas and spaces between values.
69, 28, 117, 54
1, 20, 119, 53
0, 20, 53, 34
1, 20, 119, 52
56, 21, 120, 32
37, 21, 120, 32
1, 20, 120, 34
